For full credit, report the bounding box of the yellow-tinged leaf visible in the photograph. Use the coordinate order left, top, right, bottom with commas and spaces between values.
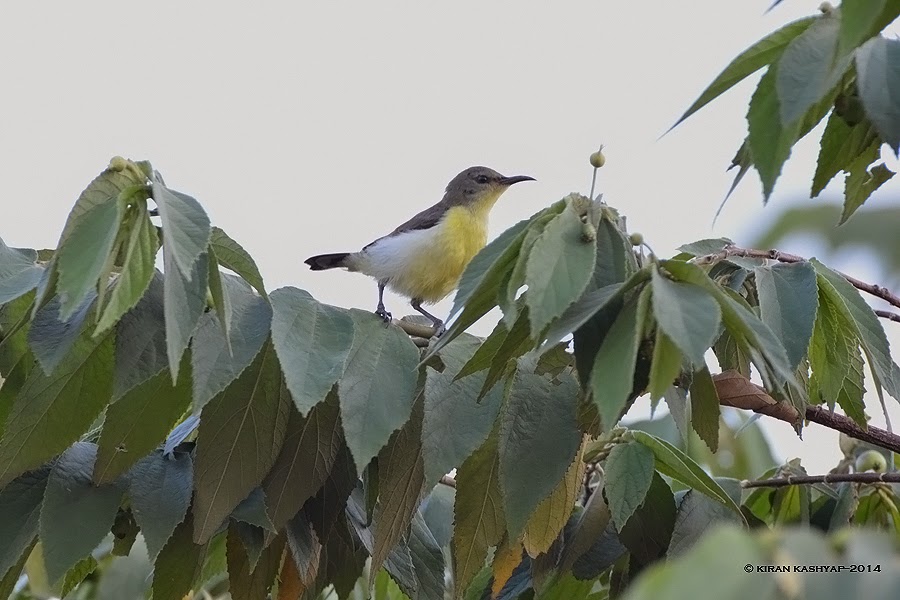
277, 553, 302, 600
491, 536, 524, 598
523, 437, 586, 557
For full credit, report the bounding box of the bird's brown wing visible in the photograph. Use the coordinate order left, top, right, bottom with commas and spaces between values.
362, 200, 448, 250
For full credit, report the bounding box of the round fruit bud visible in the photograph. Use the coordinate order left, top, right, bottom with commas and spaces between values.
108, 156, 128, 172
819, 2, 834, 14
590, 149, 606, 168
855, 450, 887, 473
629, 232, 644, 246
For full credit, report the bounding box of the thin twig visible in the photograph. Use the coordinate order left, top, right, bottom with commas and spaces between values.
876, 309, 900, 324
705, 246, 900, 311
742, 472, 900, 488
439, 474, 457, 489
805, 406, 900, 454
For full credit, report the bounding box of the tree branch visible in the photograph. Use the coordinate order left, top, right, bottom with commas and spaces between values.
742, 472, 900, 488
393, 319, 438, 340
439, 474, 457, 489
699, 246, 900, 311
875, 309, 900, 324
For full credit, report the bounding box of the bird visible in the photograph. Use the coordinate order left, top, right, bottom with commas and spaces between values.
305, 166, 535, 334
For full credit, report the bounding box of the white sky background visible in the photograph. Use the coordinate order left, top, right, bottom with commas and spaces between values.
2, 1, 899, 474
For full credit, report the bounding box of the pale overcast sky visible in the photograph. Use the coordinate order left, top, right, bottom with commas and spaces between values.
2, 1, 899, 473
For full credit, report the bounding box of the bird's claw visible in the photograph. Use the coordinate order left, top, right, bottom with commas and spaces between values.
433, 321, 446, 337
375, 307, 392, 323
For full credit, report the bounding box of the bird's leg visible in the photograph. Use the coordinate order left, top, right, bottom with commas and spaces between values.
410, 298, 445, 337
375, 281, 392, 323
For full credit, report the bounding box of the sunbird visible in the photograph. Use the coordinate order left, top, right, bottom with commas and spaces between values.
305, 166, 534, 333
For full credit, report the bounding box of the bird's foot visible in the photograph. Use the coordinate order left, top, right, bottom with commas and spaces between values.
432, 320, 446, 338
375, 306, 392, 323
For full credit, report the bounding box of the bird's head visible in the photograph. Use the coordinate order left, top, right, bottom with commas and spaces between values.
445, 166, 535, 208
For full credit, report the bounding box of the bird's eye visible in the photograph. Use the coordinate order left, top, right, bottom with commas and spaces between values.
475, 175, 490, 184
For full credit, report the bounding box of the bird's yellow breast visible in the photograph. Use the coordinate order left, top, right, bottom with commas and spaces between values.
396, 198, 496, 303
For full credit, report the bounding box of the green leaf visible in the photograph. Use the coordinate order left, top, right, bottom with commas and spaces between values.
95, 201, 158, 334
55, 169, 140, 319
0, 239, 43, 305
455, 318, 509, 380
688, 366, 720, 453
499, 371, 581, 537
675, 238, 734, 257
856, 36, 900, 152
113, 272, 167, 399
748, 65, 798, 200
452, 430, 505, 599
262, 389, 342, 532
192, 342, 290, 544
673, 16, 816, 127
630, 431, 743, 521
0, 466, 48, 577
431, 217, 532, 356
372, 398, 425, 576
94, 360, 192, 484
754, 261, 818, 369
525, 202, 597, 338
501, 211, 558, 325
476, 303, 533, 399
206, 248, 231, 344
406, 511, 446, 600
776, 13, 849, 127
812, 259, 900, 401
226, 526, 284, 600
839, 0, 888, 57
128, 451, 193, 560
651, 269, 720, 366
542, 283, 623, 351
590, 299, 642, 430
60, 555, 99, 598
209, 226, 267, 298
524, 446, 583, 557
339, 310, 420, 472
285, 512, 321, 593
153, 182, 211, 279
648, 330, 682, 402
191, 275, 272, 410
422, 335, 505, 486
270, 287, 354, 415
617, 472, 676, 566
0, 327, 113, 488
842, 141, 895, 223
603, 442, 655, 531
812, 113, 879, 198
39, 443, 126, 584
27, 290, 95, 375
152, 514, 206, 600
163, 250, 208, 382
558, 482, 612, 572
0, 541, 32, 600
668, 481, 743, 556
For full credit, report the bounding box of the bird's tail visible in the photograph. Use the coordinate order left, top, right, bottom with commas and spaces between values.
305, 252, 351, 270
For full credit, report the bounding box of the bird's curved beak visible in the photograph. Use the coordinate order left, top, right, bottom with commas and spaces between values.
498, 175, 536, 186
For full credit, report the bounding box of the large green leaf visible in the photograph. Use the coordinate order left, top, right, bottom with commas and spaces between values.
128, 451, 193, 560
226, 526, 284, 600
0, 239, 43, 305
590, 299, 642, 429
603, 442, 655, 531
673, 16, 816, 127
55, 169, 140, 319
153, 182, 211, 279
152, 514, 206, 600
262, 389, 342, 532
630, 431, 743, 521
688, 366, 720, 453
95, 201, 158, 334
648, 330, 682, 402
668, 481, 743, 556
651, 269, 720, 366
812, 259, 900, 401
372, 398, 425, 576
339, 310, 420, 472
838, 0, 888, 57
191, 275, 272, 410
617, 472, 676, 566
501, 211, 558, 325
499, 370, 581, 537
209, 226, 267, 298
422, 335, 505, 486
27, 291, 95, 375
842, 141, 895, 223
856, 36, 900, 152
748, 65, 798, 200
775, 13, 849, 127
192, 342, 290, 543
525, 202, 597, 338
39, 443, 126, 584
94, 359, 192, 484
113, 272, 167, 399
163, 250, 208, 382
452, 430, 505, 599
0, 465, 48, 577
270, 287, 354, 415
541, 283, 622, 351
811, 114, 879, 198
754, 261, 818, 370
0, 327, 113, 488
